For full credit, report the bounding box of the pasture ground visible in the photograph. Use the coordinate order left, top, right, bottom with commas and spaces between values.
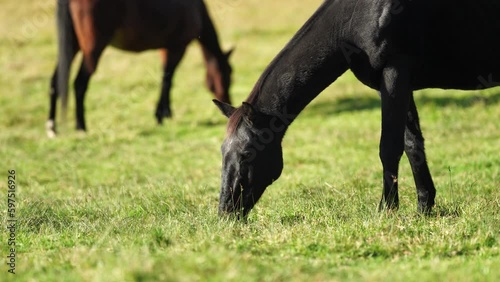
0, 0, 499, 281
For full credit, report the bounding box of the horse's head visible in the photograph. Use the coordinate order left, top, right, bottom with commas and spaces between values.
206, 49, 234, 105
213, 100, 287, 218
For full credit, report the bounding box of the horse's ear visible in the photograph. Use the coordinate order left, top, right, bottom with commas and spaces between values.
213, 99, 236, 118
241, 102, 255, 115
225, 47, 235, 59
241, 102, 268, 126
241, 102, 257, 123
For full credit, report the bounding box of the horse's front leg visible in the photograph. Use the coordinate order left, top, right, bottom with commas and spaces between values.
156, 48, 186, 124
378, 55, 413, 211
404, 94, 436, 214
74, 60, 93, 131
74, 42, 108, 131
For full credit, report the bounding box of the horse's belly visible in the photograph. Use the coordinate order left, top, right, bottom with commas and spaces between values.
110, 28, 166, 52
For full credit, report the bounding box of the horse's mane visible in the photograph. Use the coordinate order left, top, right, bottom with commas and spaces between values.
226, 107, 244, 136
225, 67, 272, 136
226, 0, 329, 136
226, 43, 289, 136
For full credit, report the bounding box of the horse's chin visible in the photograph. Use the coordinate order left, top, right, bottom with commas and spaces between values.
218, 205, 251, 220
218, 193, 255, 220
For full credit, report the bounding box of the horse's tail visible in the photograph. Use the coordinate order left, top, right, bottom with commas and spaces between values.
56, 0, 77, 117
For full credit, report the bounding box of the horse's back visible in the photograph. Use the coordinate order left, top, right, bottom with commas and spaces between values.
112, 0, 203, 51
69, 0, 205, 52
409, 0, 500, 89
111, 0, 204, 51
341, 0, 500, 90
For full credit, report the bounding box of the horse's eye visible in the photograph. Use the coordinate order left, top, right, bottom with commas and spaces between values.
241, 151, 253, 161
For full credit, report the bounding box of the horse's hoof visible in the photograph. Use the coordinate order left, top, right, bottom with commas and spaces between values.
156, 110, 172, 125
156, 115, 163, 125
163, 110, 173, 119
47, 130, 57, 139
74, 129, 87, 139
46, 120, 57, 138
378, 199, 399, 213
76, 126, 87, 132
417, 203, 433, 216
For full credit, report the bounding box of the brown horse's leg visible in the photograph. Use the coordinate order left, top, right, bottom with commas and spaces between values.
73, 43, 109, 131
69, 1, 117, 131
404, 94, 436, 214
156, 48, 187, 124
378, 55, 413, 211
73, 61, 93, 131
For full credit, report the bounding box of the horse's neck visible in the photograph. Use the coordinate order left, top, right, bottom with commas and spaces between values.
201, 46, 223, 67
249, 1, 348, 120
198, 1, 225, 65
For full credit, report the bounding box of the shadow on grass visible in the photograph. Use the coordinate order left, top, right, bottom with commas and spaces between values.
137, 118, 225, 137
418, 91, 500, 108
306, 93, 380, 116
306, 90, 500, 116
196, 119, 227, 127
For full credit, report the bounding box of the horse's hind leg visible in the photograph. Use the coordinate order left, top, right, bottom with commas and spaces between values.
378, 56, 413, 211
69, 0, 116, 131
74, 61, 92, 131
156, 48, 187, 124
404, 94, 436, 214
47, 68, 60, 138
74, 45, 107, 131
47, 39, 79, 137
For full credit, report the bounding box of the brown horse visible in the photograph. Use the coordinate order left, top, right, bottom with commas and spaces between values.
47, 0, 233, 137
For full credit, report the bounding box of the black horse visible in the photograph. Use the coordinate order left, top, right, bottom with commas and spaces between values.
213, 0, 500, 218
47, 0, 232, 137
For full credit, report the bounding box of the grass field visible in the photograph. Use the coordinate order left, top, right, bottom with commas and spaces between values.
1, 0, 499, 281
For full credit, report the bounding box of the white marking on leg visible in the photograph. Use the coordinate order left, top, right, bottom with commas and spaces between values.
46, 120, 56, 138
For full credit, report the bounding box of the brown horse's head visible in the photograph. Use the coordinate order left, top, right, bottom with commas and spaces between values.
205, 49, 233, 105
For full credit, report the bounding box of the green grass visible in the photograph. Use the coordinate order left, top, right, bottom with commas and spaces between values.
1, 0, 499, 281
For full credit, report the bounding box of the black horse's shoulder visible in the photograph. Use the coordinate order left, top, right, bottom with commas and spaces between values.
328, 0, 397, 70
